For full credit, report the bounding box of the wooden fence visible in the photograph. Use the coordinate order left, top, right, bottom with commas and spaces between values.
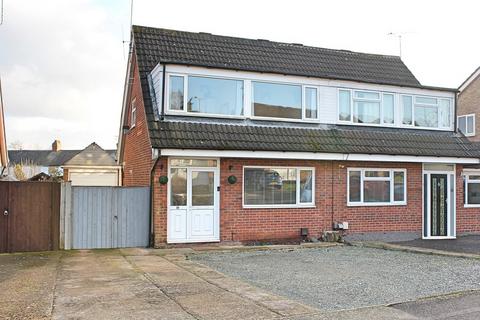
0, 181, 60, 253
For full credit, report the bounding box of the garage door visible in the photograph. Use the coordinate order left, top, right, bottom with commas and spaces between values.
70, 171, 118, 186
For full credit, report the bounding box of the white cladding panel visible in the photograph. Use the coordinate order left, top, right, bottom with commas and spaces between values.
319, 86, 337, 124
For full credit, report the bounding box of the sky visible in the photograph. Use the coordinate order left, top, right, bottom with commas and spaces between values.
0, 0, 479, 150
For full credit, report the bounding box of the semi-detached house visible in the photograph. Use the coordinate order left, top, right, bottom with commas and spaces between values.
117, 25, 480, 246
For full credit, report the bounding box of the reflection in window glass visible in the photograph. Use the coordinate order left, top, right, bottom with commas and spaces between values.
365, 171, 390, 178
170, 159, 217, 167
355, 91, 380, 99
439, 99, 450, 128
415, 105, 438, 128
364, 180, 390, 202
467, 116, 474, 134
354, 101, 381, 124
169, 76, 184, 110
416, 96, 437, 105
339, 90, 351, 121
191, 171, 214, 206
305, 87, 318, 119
187, 76, 244, 115
348, 169, 405, 205
402, 96, 413, 125
170, 168, 187, 206
394, 171, 405, 202
383, 94, 394, 124
458, 116, 467, 134
300, 170, 313, 203
349, 171, 361, 202
244, 168, 297, 205
253, 82, 302, 119
467, 183, 480, 205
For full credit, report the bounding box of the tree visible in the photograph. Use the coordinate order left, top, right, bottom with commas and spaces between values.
8, 140, 23, 150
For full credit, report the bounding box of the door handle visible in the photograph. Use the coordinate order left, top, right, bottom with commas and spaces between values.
3, 209, 8, 216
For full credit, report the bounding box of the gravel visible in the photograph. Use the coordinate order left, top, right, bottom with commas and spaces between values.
191, 246, 480, 311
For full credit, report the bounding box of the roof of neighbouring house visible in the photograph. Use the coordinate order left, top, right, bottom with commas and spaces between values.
150, 119, 479, 158
8, 143, 116, 167
64, 143, 117, 166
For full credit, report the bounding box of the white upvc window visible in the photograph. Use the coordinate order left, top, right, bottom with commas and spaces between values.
130, 98, 137, 128
401, 95, 452, 130
464, 174, 480, 207
167, 74, 244, 117
243, 166, 315, 208
338, 89, 395, 125
347, 168, 407, 206
458, 114, 475, 137
251, 81, 319, 121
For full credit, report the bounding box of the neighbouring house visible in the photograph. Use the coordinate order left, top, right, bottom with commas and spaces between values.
8, 140, 121, 186
457, 66, 480, 140
0, 78, 8, 177
117, 25, 480, 246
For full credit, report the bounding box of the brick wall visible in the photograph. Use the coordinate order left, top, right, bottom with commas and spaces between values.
458, 74, 480, 141
121, 52, 153, 186
151, 158, 434, 246
456, 164, 480, 234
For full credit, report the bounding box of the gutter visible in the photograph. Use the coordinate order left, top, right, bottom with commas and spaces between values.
148, 65, 167, 247
149, 155, 161, 247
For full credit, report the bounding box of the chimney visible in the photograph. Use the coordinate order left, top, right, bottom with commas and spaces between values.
52, 139, 61, 152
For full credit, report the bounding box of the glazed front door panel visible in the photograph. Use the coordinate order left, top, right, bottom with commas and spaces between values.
168, 166, 219, 243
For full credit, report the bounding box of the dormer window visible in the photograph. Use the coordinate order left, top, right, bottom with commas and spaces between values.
401, 95, 452, 129
338, 89, 395, 125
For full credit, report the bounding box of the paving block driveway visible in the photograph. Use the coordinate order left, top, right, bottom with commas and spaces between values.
2, 245, 480, 319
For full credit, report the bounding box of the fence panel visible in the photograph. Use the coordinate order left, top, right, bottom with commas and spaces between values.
71, 186, 149, 249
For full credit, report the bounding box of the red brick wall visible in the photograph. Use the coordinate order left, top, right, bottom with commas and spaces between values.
456, 165, 480, 234
151, 158, 431, 245
121, 52, 153, 187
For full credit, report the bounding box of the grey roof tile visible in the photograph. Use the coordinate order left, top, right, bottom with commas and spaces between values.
149, 121, 477, 158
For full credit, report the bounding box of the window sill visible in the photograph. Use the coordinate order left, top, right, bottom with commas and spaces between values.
243, 205, 316, 209
347, 202, 407, 207
464, 204, 480, 208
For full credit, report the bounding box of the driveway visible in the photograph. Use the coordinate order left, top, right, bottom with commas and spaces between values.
393, 235, 480, 255
2, 246, 480, 319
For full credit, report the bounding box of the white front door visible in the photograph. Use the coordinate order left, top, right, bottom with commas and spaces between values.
168, 165, 219, 243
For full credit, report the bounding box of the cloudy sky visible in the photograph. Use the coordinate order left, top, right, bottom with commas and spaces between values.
0, 0, 479, 150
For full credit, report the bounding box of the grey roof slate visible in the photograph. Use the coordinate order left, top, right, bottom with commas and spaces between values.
8, 146, 116, 166
133, 25, 422, 88
150, 120, 477, 158
64, 143, 117, 166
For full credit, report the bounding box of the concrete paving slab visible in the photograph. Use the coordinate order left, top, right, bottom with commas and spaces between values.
0, 252, 60, 319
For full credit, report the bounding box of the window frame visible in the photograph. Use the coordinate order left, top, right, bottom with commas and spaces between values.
242, 166, 315, 208
251, 80, 320, 122
337, 88, 396, 126
347, 168, 407, 206
166, 73, 246, 119
464, 173, 480, 207
401, 94, 452, 130
130, 98, 137, 128
457, 114, 476, 137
